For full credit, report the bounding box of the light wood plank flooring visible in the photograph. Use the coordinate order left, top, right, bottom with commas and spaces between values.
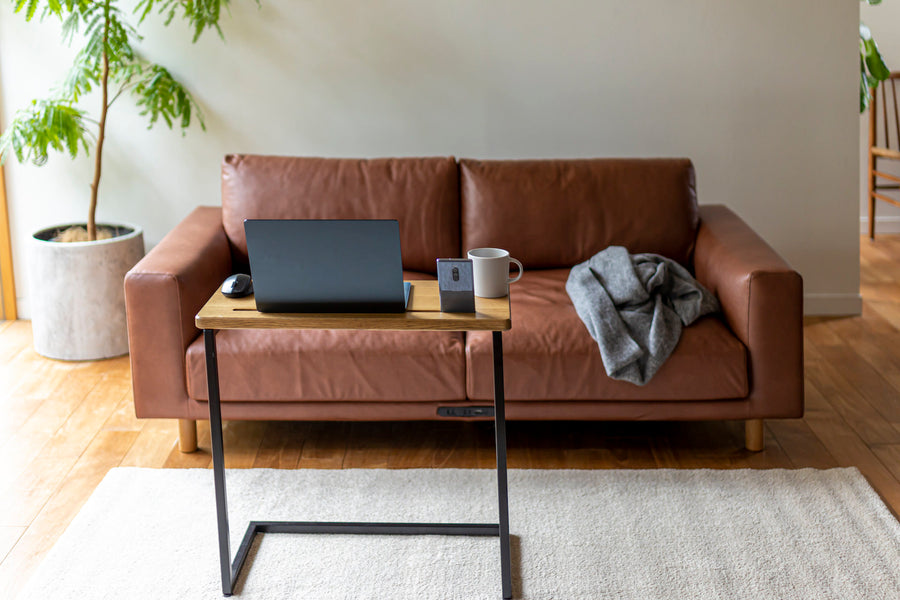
2, 235, 900, 596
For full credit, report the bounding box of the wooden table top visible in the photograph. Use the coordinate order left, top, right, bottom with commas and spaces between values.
195, 280, 511, 332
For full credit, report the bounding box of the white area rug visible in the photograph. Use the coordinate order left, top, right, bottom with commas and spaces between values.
18, 467, 900, 600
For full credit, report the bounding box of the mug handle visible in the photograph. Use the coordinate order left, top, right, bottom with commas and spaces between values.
508, 258, 524, 284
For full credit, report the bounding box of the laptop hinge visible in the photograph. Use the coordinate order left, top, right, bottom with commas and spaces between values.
437, 406, 495, 418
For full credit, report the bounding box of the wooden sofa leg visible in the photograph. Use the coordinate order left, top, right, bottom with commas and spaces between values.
178, 419, 198, 453
745, 419, 764, 452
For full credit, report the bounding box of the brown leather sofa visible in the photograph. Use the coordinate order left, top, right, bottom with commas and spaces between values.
124, 155, 803, 453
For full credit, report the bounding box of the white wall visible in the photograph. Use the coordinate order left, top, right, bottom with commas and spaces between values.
860, 0, 900, 234
1, 0, 860, 317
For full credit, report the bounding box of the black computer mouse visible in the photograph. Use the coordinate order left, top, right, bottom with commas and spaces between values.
221, 274, 253, 298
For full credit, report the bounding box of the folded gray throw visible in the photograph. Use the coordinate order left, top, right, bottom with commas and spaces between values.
565, 246, 720, 385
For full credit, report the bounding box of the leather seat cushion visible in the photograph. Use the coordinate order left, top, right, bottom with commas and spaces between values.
186, 272, 466, 402
466, 269, 749, 401
187, 329, 466, 402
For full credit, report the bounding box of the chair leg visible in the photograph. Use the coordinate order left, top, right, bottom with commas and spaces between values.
869, 194, 876, 240
745, 419, 764, 452
178, 419, 198, 453
868, 150, 877, 240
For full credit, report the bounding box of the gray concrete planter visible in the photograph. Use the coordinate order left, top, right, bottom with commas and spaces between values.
30, 223, 145, 360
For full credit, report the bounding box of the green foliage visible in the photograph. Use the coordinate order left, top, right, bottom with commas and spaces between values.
861, 0, 891, 113
136, 0, 255, 42
0, 0, 244, 231
1, 99, 89, 166
133, 64, 203, 131
0, 0, 221, 166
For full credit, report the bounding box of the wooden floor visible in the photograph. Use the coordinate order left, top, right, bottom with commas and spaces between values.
3, 236, 900, 595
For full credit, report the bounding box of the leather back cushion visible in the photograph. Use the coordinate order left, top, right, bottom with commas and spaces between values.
221, 155, 460, 273
460, 158, 699, 268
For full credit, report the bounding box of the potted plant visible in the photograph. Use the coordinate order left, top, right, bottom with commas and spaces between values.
0, 0, 242, 360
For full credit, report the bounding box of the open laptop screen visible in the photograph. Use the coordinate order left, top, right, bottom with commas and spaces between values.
244, 219, 408, 313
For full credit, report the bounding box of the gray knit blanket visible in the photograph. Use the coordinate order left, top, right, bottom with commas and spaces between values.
565, 246, 720, 385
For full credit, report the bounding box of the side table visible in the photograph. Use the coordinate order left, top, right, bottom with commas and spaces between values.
195, 280, 514, 598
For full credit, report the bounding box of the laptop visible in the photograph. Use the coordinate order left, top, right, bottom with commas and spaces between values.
244, 219, 411, 313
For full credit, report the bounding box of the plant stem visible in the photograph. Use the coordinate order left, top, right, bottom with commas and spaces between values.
88, 1, 111, 242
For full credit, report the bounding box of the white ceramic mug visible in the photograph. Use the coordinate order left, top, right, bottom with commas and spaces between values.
467, 248, 524, 298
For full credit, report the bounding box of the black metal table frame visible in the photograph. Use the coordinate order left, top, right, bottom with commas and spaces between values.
203, 329, 513, 599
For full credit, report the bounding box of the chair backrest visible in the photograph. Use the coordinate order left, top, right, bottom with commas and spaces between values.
869, 72, 900, 151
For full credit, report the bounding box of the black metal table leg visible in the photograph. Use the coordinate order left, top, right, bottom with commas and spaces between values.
203, 327, 514, 599
492, 331, 513, 599
205, 329, 234, 596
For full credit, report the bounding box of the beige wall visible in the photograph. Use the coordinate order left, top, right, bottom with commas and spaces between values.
1, 0, 860, 317
861, 0, 900, 234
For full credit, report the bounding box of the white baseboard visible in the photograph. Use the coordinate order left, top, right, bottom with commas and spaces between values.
860, 215, 900, 234
804, 293, 862, 316
14, 297, 30, 320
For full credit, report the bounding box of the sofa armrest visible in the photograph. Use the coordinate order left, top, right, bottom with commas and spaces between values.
694, 205, 803, 418
125, 206, 232, 418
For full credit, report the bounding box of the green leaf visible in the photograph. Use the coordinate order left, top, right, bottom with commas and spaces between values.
134, 0, 249, 43
860, 16, 891, 112
60, 10, 82, 42
135, 0, 155, 24
25, 0, 39, 21
0, 99, 91, 166
863, 37, 890, 82
130, 62, 205, 133
11, 0, 73, 21
861, 69, 872, 113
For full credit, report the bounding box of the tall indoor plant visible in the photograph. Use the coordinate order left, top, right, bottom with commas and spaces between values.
0, 0, 242, 359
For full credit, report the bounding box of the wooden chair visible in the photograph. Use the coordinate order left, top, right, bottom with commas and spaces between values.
868, 72, 900, 239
